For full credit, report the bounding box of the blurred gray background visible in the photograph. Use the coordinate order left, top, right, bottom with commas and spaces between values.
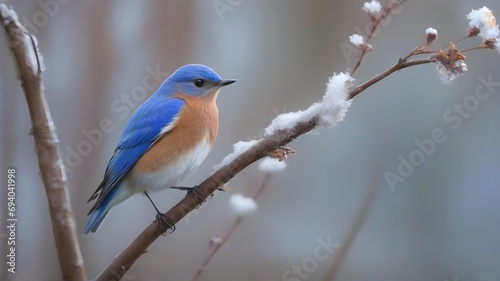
1, 1, 499, 280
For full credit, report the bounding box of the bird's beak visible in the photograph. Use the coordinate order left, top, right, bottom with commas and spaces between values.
218, 79, 236, 87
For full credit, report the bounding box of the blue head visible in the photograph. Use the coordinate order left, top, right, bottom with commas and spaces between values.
158, 64, 235, 98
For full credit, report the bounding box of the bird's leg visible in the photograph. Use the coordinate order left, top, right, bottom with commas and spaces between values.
170, 185, 206, 201
187, 185, 206, 201
170, 186, 193, 191
144, 191, 175, 234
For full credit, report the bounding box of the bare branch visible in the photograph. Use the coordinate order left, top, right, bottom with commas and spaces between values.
0, 4, 86, 281
97, 54, 435, 280
192, 174, 272, 281
96, 116, 318, 280
350, 0, 407, 75
323, 176, 381, 281
349, 58, 434, 99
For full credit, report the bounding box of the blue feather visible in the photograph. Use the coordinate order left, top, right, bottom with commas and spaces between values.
84, 97, 185, 233
84, 64, 235, 234
168, 64, 222, 83
83, 186, 120, 233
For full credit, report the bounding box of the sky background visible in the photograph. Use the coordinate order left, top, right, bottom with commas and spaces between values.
1, 1, 500, 281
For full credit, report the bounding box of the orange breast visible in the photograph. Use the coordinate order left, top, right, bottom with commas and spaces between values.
132, 92, 219, 174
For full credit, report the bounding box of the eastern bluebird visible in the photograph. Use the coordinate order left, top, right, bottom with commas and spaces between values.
83, 64, 235, 234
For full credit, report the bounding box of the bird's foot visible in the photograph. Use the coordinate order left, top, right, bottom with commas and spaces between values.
171, 185, 206, 201
155, 212, 175, 235
187, 185, 206, 202
170, 186, 193, 191
143, 191, 175, 235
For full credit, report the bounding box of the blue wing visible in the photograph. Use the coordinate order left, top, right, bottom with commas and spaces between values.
87, 97, 185, 214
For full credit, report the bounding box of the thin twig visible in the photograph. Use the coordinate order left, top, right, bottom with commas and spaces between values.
460, 46, 486, 53
0, 4, 86, 281
350, 0, 407, 75
349, 58, 434, 99
323, 177, 381, 281
453, 35, 469, 44
192, 174, 272, 281
191, 218, 242, 281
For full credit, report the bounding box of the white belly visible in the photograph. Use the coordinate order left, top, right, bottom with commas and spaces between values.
127, 135, 212, 193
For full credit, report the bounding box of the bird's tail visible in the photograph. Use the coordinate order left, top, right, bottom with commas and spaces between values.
83, 187, 118, 234
83, 185, 130, 234
83, 204, 111, 234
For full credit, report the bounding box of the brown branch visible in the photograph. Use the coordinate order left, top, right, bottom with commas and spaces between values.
0, 4, 86, 281
192, 173, 272, 281
97, 50, 436, 281
350, 0, 407, 75
192, 217, 242, 281
348, 58, 434, 99
96, 117, 318, 280
323, 176, 381, 281
0, 3, 485, 280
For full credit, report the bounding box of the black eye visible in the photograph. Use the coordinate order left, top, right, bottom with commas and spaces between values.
194, 79, 205, 87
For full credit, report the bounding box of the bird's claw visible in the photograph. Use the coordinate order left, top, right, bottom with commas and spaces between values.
171, 185, 206, 201
155, 213, 175, 235
187, 185, 206, 201
170, 186, 192, 191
